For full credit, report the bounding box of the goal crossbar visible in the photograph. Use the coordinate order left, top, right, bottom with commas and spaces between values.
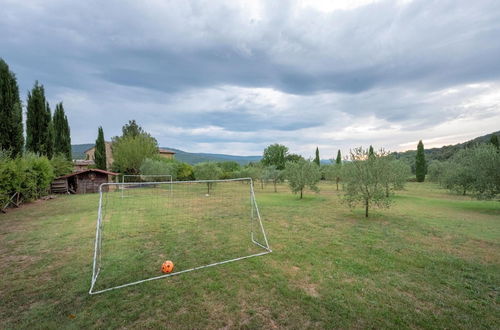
89, 177, 271, 295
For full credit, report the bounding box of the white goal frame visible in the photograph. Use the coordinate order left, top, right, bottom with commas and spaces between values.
120, 174, 173, 198
89, 177, 272, 295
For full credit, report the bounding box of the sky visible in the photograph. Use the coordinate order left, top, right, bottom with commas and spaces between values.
1, 0, 500, 158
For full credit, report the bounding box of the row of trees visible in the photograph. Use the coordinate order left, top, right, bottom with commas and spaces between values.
428, 143, 499, 199
0, 58, 71, 160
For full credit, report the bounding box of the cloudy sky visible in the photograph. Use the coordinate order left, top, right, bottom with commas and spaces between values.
1, 0, 500, 158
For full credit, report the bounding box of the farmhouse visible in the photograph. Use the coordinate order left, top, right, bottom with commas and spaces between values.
84, 143, 175, 170
51, 169, 118, 194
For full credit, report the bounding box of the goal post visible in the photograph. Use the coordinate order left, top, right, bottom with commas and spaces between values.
89, 178, 271, 295
120, 174, 173, 198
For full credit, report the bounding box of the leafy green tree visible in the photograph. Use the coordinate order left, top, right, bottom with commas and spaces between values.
342, 147, 392, 217
415, 140, 426, 182
121, 120, 145, 138
193, 162, 222, 194
383, 159, 411, 197
53, 102, 71, 160
490, 134, 499, 149
368, 145, 375, 158
26, 82, 53, 157
314, 147, 320, 166
427, 160, 446, 184
285, 153, 304, 163
46, 104, 54, 159
262, 144, 288, 170
0, 58, 23, 157
217, 161, 240, 179
263, 165, 282, 192
140, 158, 178, 180
324, 163, 342, 190
176, 162, 194, 180
441, 149, 475, 196
50, 154, 73, 177
284, 159, 321, 199
94, 127, 107, 170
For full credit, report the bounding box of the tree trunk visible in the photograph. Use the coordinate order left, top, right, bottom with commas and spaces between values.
261, 179, 264, 189
300, 189, 303, 199
207, 183, 210, 195
273, 181, 277, 193
336, 177, 339, 191
386, 184, 389, 197
463, 188, 466, 195
365, 200, 369, 218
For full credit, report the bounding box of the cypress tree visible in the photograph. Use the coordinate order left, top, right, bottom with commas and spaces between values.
490, 134, 499, 149
94, 126, 107, 170
46, 102, 54, 159
314, 147, 320, 166
336, 150, 342, 164
368, 145, 375, 158
26, 82, 52, 156
53, 102, 72, 160
0, 58, 24, 156
415, 140, 426, 182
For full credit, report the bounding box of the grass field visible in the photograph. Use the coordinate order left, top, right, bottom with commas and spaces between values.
1, 182, 499, 328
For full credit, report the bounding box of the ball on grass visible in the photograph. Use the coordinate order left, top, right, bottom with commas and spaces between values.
161, 260, 174, 274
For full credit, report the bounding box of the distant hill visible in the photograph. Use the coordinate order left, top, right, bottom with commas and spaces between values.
72, 143, 93, 160
71, 143, 262, 165
393, 130, 500, 171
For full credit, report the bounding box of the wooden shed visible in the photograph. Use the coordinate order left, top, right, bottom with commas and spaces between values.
51, 169, 118, 194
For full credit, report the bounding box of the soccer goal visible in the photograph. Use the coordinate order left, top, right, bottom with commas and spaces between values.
120, 174, 173, 198
89, 178, 271, 295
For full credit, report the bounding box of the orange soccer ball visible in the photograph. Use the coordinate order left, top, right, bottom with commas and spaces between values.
161, 260, 174, 274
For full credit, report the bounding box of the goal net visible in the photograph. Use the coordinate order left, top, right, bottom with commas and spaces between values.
89, 178, 271, 295
120, 174, 173, 198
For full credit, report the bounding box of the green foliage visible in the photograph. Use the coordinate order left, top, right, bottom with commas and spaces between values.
0, 153, 54, 207
112, 122, 158, 174
26, 82, 53, 157
439, 144, 500, 199
323, 163, 342, 190
140, 158, 178, 180
262, 144, 288, 170
53, 103, 72, 160
94, 127, 107, 170
336, 150, 342, 164
427, 160, 446, 184
121, 120, 145, 138
285, 153, 304, 163
176, 162, 194, 180
0, 58, 24, 157
314, 147, 320, 166
284, 159, 321, 199
217, 161, 241, 179
263, 165, 282, 192
193, 162, 222, 194
368, 145, 375, 158
383, 159, 411, 197
50, 154, 73, 177
342, 147, 393, 217
415, 140, 426, 182
490, 134, 499, 149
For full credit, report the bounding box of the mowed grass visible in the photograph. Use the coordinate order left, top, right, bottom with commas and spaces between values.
0, 182, 499, 328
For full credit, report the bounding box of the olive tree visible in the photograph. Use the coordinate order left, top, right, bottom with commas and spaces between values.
263, 165, 282, 192
284, 159, 321, 199
342, 147, 393, 217
193, 162, 222, 194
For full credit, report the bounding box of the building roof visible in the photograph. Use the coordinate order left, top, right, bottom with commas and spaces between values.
84, 141, 112, 153
159, 148, 176, 154
56, 168, 119, 180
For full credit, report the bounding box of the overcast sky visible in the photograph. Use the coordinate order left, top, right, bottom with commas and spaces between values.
1, 0, 500, 158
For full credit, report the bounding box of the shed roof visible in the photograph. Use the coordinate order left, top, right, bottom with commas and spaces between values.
56, 168, 119, 180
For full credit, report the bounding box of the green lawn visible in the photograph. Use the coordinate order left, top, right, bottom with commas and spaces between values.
0, 182, 499, 328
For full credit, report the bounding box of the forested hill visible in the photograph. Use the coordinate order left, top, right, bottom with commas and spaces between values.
71, 144, 261, 165
392, 130, 500, 167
